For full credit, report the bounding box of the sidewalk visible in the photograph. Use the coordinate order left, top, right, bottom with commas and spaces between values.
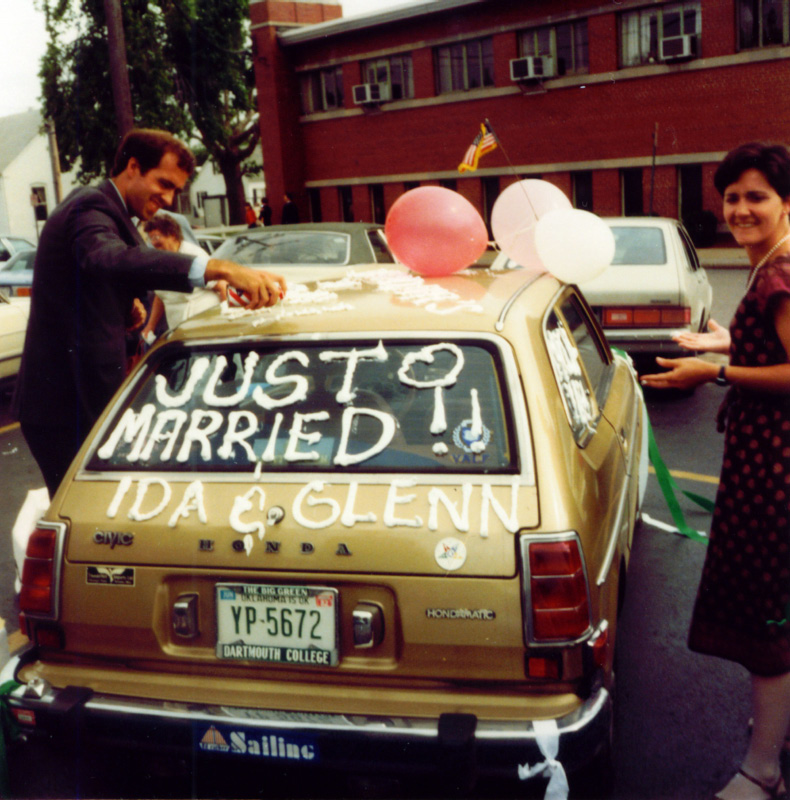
697, 247, 750, 269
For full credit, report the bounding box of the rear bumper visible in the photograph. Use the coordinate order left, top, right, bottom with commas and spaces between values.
602, 329, 688, 360
2, 654, 611, 782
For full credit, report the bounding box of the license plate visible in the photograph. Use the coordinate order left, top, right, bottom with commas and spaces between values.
215, 583, 339, 667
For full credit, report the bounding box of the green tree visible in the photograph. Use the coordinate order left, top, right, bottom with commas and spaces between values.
38, 0, 260, 224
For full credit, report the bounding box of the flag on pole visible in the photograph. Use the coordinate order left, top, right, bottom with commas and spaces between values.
458, 121, 498, 173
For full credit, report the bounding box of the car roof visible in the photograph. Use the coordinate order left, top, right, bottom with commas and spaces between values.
602, 216, 678, 228
242, 222, 384, 233
168, 265, 554, 343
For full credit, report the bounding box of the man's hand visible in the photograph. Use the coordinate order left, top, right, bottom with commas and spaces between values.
207, 279, 229, 302
126, 298, 147, 331
639, 356, 718, 390
205, 259, 286, 309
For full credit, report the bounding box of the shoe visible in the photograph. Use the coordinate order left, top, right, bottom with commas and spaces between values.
714, 768, 787, 800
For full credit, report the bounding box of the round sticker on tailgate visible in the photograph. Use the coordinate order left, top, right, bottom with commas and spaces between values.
434, 537, 467, 571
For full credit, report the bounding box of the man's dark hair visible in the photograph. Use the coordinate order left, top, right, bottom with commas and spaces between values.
714, 142, 790, 198
111, 129, 195, 177
143, 214, 183, 242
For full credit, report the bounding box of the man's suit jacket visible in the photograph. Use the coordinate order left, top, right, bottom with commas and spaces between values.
15, 180, 196, 442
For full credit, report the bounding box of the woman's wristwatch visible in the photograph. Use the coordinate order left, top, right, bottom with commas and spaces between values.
714, 365, 730, 386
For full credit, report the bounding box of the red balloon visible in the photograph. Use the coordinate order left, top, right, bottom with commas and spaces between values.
385, 187, 488, 276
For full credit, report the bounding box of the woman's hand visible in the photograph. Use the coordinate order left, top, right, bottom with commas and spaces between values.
639, 356, 719, 390
672, 319, 730, 354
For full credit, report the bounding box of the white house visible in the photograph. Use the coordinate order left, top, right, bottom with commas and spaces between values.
0, 110, 75, 243
189, 144, 265, 228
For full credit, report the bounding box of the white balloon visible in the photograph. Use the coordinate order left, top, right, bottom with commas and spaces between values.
491, 180, 571, 267
534, 209, 615, 284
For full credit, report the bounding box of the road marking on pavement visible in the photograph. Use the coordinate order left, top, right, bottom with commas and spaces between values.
648, 466, 718, 485
0, 421, 20, 435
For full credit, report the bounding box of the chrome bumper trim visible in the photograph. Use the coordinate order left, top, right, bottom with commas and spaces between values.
5, 655, 611, 766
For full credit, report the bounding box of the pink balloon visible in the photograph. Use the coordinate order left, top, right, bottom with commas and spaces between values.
385, 187, 488, 277
491, 179, 572, 267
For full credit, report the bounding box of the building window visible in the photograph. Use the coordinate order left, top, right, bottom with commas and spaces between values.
339, 186, 354, 222
370, 184, 385, 224
435, 37, 494, 93
573, 171, 593, 212
31, 186, 48, 221
361, 54, 414, 100
309, 188, 323, 223
620, 2, 701, 66
621, 168, 644, 216
482, 177, 499, 237
518, 20, 588, 75
300, 66, 344, 113
738, 0, 788, 48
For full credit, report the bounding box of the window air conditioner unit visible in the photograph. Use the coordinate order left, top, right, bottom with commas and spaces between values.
352, 83, 392, 105
509, 56, 556, 82
660, 34, 698, 61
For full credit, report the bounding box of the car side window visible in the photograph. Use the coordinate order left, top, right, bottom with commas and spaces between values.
545, 293, 612, 443
368, 230, 395, 263
678, 225, 701, 271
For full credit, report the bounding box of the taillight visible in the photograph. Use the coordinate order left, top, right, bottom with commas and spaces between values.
602, 306, 690, 328
19, 527, 58, 617
528, 539, 590, 642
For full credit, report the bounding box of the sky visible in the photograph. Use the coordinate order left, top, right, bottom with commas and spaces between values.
0, 0, 425, 118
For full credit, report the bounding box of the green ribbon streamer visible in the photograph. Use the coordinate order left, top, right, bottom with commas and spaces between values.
647, 415, 710, 544
0, 681, 21, 798
609, 348, 714, 543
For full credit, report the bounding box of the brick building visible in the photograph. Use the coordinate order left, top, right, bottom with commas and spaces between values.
250, 0, 790, 236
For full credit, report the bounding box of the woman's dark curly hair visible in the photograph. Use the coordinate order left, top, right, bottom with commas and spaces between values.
714, 142, 790, 198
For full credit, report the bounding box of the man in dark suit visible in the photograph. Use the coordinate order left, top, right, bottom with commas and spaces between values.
15, 128, 286, 496
281, 193, 299, 224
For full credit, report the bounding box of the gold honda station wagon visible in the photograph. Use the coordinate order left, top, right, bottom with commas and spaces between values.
7, 265, 647, 796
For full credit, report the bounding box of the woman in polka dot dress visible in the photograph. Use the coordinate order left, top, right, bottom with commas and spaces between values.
642, 143, 790, 800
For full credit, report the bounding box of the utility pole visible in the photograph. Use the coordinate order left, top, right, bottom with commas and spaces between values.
45, 120, 62, 205
103, 0, 134, 139
649, 122, 658, 216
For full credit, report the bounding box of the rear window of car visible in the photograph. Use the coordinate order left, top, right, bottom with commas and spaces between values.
213, 232, 351, 266
609, 226, 667, 265
87, 340, 517, 474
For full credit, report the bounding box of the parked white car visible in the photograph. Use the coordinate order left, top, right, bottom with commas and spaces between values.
0, 235, 34, 263
0, 289, 30, 384
579, 217, 713, 372
492, 217, 713, 373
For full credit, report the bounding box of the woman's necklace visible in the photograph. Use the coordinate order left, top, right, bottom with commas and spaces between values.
745, 231, 790, 293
